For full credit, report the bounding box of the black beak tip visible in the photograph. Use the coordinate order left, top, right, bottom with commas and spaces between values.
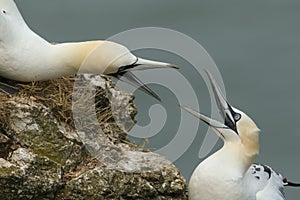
111, 71, 162, 102
169, 64, 180, 70
148, 90, 162, 102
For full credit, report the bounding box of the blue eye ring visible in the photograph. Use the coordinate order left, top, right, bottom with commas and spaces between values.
234, 113, 241, 121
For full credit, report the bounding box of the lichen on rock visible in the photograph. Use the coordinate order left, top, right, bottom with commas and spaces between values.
0, 76, 188, 200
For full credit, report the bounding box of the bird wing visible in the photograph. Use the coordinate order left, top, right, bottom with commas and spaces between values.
244, 163, 286, 200
256, 187, 285, 200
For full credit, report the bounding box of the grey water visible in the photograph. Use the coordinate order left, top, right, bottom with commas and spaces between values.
17, 0, 300, 198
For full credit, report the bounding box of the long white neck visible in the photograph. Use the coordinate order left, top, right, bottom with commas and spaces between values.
0, 23, 104, 82
188, 140, 259, 200
1, 1, 172, 85
218, 140, 258, 175
198, 142, 256, 181
211, 126, 260, 178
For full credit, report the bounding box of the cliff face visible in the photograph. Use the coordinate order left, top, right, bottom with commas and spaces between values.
0, 75, 188, 200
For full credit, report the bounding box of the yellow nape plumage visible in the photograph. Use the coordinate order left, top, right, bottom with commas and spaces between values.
0, 0, 178, 100
182, 70, 260, 200
182, 71, 300, 200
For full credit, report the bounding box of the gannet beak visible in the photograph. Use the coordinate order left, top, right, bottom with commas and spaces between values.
180, 105, 227, 129
110, 58, 179, 102
179, 105, 231, 140
112, 71, 162, 102
119, 58, 179, 72
180, 70, 242, 137
205, 70, 241, 133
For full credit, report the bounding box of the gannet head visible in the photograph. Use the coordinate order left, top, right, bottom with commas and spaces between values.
82, 41, 179, 75
107, 42, 179, 102
181, 70, 260, 155
80, 41, 179, 101
0, 0, 26, 41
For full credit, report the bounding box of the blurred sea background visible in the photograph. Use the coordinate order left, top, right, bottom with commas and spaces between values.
17, 0, 300, 198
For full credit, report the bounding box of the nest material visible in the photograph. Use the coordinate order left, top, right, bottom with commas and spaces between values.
0, 76, 135, 144
0, 76, 188, 199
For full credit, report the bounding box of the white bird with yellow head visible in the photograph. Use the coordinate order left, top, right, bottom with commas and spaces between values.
182, 70, 300, 200
0, 0, 178, 100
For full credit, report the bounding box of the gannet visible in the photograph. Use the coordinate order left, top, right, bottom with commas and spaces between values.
181, 70, 300, 200
0, 0, 178, 100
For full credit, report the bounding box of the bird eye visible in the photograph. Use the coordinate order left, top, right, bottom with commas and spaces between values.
2, 10, 6, 14
234, 113, 241, 121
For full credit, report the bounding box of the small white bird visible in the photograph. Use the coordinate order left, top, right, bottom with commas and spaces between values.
0, 0, 178, 100
181, 70, 300, 200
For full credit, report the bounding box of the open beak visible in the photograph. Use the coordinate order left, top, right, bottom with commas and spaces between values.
204, 70, 240, 133
111, 58, 179, 102
128, 58, 180, 71
180, 105, 227, 129
112, 71, 162, 102
180, 70, 240, 134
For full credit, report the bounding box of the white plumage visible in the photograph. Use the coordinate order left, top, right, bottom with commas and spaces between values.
0, 0, 178, 99
181, 70, 300, 200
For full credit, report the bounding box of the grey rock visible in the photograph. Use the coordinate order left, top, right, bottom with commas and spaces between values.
0, 76, 188, 200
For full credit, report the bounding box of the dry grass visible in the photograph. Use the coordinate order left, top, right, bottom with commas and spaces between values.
0, 76, 137, 145
17, 77, 76, 126
0, 77, 115, 130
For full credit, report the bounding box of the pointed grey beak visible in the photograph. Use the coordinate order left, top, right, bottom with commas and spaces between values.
110, 57, 180, 102
180, 105, 227, 129
204, 70, 240, 133
180, 70, 241, 134
128, 58, 180, 71
112, 71, 162, 102
115, 58, 180, 73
